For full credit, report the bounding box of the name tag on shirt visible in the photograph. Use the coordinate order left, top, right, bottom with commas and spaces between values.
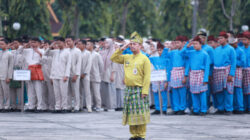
133, 68, 137, 75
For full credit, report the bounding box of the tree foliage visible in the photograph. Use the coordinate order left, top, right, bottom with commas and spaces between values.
0, 0, 51, 39
0, 0, 249, 40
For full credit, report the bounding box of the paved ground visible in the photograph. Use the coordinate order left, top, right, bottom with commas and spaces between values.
0, 111, 250, 140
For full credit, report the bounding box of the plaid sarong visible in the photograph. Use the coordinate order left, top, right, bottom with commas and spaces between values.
243, 68, 250, 95
28, 65, 44, 81
212, 66, 234, 94
123, 86, 150, 126
189, 70, 208, 94
170, 67, 185, 88
234, 68, 243, 88
151, 81, 166, 92
9, 66, 21, 88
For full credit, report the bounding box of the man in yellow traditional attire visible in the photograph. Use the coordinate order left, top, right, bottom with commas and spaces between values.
110, 32, 151, 140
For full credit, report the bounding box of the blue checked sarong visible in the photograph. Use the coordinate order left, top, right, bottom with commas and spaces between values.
212, 66, 234, 94
151, 81, 166, 92
170, 67, 185, 88
234, 68, 243, 88
122, 86, 150, 126
189, 70, 208, 94
243, 68, 250, 95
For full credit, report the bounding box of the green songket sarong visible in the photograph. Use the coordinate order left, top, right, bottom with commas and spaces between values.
122, 86, 150, 126
9, 66, 21, 88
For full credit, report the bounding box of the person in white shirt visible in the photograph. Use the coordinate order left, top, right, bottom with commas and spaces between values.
113, 44, 126, 111
76, 40, 93, 112
41, 41, 55, 111
86, 40, 104, 112
0, 39, 13, 112
100, 38, 117, 111
20, 38, 46, 112
66, 37, 82, 112
48, 38, 71, 113
9, 40, 24, 111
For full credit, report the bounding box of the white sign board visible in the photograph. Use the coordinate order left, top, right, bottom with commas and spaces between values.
151, 70, 167, 82
13, 70, 31, 81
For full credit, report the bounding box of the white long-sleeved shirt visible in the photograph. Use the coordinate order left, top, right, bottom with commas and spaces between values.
89, 51, 104, 83
101, 62, 116, 83
80, 50, 92, 81
49, 49, 71, 80
41, 55, 53, 81
0, 50, 13, 80
11, 50, 25, 69
70, 47, 82, 77
114, 63, 125, 89
20, 48, 44, 65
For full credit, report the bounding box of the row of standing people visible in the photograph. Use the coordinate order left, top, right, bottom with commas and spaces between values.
0, 36, 126, 113
148, 30, 250, 115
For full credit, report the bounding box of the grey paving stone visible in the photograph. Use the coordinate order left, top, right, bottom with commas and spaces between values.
0, 111, 249, 140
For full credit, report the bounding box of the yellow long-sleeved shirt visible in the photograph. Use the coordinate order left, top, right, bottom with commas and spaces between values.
110, 49, 151, 95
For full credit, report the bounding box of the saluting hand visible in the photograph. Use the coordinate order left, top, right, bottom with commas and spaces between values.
120, 43, 130, 51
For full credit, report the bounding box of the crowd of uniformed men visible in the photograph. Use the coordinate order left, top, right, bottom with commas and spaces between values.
0, 30, 249, 116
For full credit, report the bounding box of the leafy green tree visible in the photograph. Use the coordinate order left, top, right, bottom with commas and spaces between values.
0, 0, 51, 39
158, 0, 193, 40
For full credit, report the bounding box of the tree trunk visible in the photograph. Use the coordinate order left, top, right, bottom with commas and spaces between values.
229, 17, 233, 31
192, 0, 198, 38
0, 16, 3, 36
220, 0, 238, 31
121, 1, 129, 36
72, 6, 79, 38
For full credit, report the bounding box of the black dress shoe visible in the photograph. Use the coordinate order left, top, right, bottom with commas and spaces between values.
233, 110, 244, 114
151, 110, 160, 115
137, 137, 145, 140
150, 105, 155, 109
224, 111, 232, 115
9, 109, 16, 112
13, 109, 21, 112
52, 110, 62, 113
200, 112, 207, 116
62, 109, 72, 113
35, 110, 47, 113
177, 110, 185, 115
169, 111, 178, 115
163, 111, 167, 115
192, 111, 200, 116
16, 109, 21, 112
115, 108, 123, 111
214, 110, 224, 115
2, 109, 11, 113
244, 110, 250, 114
72, 110, 80, 113
25, 109, 35, 112
129, 137, 138, 140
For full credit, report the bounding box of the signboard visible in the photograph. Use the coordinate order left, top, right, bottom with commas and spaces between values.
13, 70, 31, 81
150, 70, 167, 82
